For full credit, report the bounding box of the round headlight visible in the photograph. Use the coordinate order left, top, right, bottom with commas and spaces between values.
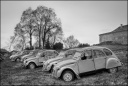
56, 66, 60, 70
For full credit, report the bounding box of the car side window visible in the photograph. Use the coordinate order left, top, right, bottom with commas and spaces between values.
54, 51, 58, 56
103, 48, 112, 56
81, 50, 92, 60
86, 50, 93, 59
93, 50, 105, 58
40, 53, 45, 57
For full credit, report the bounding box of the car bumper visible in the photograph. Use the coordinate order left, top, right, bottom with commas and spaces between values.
42, 64, 51, 71
23, 61, 29, 68
42, 64, 46, 71
52, 69, 59, 78
52, 68, 62, 78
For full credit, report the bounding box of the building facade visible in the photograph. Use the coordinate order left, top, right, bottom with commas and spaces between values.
99, 24, 128, 44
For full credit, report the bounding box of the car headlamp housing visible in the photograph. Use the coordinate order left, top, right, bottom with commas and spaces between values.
56, 66, 60, 71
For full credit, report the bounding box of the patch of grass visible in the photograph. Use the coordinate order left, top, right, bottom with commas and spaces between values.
0, 50, 128, 85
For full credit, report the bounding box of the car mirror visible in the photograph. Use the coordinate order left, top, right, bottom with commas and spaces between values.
81, 56, 87, 60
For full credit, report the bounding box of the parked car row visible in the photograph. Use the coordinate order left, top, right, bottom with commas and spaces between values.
43, 46, 123, 82
23, 50, 58, 69
9, 46, 123, 82
10, 50, 31, 61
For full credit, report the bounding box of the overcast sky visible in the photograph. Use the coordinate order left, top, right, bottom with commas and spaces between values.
1, 1, 127, 48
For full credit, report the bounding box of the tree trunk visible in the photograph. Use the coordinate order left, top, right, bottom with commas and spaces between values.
37, 24, 41, 49
53, 35, 56, 45
38, 27, 41, 48
29, 33, 32, 49
42, 32, 46, 49
39, 31, 41, 48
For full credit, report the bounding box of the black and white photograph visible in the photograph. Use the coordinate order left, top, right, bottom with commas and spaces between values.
1, 0, 127, 85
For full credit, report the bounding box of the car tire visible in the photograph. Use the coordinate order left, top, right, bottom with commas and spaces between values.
62, 70, 75, 82
16, 58, 20, 62
108, 67, 118, 73
28, 63, 36, 69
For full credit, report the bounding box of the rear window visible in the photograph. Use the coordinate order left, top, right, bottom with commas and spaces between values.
103, 48, 112, 56
93, 50, 105, 58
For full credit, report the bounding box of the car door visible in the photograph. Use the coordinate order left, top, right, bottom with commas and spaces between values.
93, 49, 106, 70
78, 50, 95, 73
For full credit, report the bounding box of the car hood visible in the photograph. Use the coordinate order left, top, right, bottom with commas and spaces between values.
55, 59, 77, 68
21, 54, 30, 59
25, 57, 38, 61
22, 54, 34, 59
10, 54, 17, 58
10, 54, 20, 59
26, 56, 35, 59
50, 57, 72, 65
46, 56, 63, 64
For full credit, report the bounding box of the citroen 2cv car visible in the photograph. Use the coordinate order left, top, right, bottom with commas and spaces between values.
21, 49, 44, 62
52, 46, 122, 82
43, 48, 83, 72
10, 50, 30, 62
23, 50, 58, 69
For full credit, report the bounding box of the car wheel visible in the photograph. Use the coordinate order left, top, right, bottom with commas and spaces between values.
16, 58, 20, 62
62, 70, 75, 82
108, 67, 118, 73
28, 63, 36, 69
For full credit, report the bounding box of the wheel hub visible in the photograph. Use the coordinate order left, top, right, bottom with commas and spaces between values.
64, 73, 72, 81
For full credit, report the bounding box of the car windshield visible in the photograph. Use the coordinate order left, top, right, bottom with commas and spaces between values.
22, 51, 27, 54
73, 52, 82, 60
29, 51, 34, 55
16, 52, 21, 54
64, 50, 76, 58
36, 52, 42, 57
58, 52, 65, 57
29, 50, 38, 55
19, 51, 24, 55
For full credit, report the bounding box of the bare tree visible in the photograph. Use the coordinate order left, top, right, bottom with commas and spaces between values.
64, 35, 80, 48
21, 7, 37, 49
14, 23, 26, 50
34, 6, 62, 49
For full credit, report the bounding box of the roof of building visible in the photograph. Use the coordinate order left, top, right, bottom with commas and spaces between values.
99, 24, 128, 36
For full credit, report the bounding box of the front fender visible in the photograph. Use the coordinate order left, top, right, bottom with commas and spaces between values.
106, 58, 122, 69
12, 56, 19, 61
25, 60, 37, 66
56, 63, 79, 78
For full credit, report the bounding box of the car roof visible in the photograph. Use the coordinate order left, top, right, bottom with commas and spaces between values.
38, 49, 56, 53
82, 46, 108, 50
69, 46, 108, 52
43, 50, 56, 52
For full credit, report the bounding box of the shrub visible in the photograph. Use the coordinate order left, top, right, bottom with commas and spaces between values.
77, 43, 90, 48
25, 46, 34, 50
53, 42, 63, 50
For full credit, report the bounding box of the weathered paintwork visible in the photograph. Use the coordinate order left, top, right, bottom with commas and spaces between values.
23, 50, 58, 68
21, 49, 43, 62
10, 50, 30, 61
43, 48, 84, 72
52, 46, 122, 80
